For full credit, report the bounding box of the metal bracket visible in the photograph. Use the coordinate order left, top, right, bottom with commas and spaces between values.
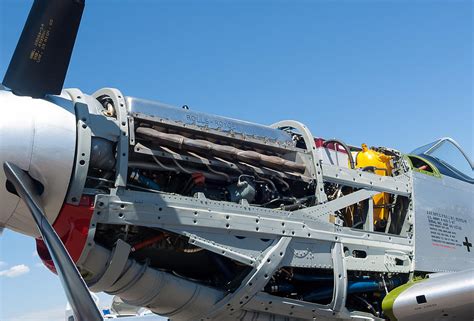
298, 189, 378, 222
330, 242, 349, 315
322, 164, 411, 196
364, 198, 374, 232
184, 232, 258, 266
64, 89, 91, 205
271, 120, 328, 204
202, 236, 292, 320
92, 88, 129, 187
128, 116, 136, 146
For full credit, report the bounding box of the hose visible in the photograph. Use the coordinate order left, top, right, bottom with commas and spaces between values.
131, 234, 166, 252
353, 295, 379, 316
323, 139, 355, 169
303, 277, 404, 302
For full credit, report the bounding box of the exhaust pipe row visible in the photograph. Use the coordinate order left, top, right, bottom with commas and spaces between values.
136, 127, 305, 173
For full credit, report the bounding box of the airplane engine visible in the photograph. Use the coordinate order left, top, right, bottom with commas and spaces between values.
4, 85, 472, 321
16, 87, 411, 320
1, 2, 472, 320
23, 87, 334, 320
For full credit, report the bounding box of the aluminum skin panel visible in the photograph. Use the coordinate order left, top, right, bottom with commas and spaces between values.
390, 269, 474, 321
126, 96, 294, 146
413, 172, 473, 272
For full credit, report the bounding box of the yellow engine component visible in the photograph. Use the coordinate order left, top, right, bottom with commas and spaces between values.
356, 144, 393, 226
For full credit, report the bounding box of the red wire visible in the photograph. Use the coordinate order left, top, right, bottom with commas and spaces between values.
131, 234, 166, 252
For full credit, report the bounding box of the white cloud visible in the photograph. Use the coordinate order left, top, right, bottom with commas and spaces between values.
0, 264, 30, 278
0, 260, 7, 267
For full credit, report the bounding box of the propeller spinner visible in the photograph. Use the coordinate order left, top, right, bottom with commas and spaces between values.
0, 90, 76, 236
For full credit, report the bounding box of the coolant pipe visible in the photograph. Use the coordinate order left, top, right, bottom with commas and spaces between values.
304, 278, 403, 302
130, 171, 160, 190
79, 243, 225, 321
348, 280, 381, 293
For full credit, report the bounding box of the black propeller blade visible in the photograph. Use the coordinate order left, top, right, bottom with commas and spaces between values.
2, 0, 85, 98
3, 162, 102, 321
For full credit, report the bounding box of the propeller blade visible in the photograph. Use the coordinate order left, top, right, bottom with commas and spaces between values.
3, 162, 102, 321
2, 0, 85, 98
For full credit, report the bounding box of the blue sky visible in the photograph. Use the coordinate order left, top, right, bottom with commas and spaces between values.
0, 0, 472, 320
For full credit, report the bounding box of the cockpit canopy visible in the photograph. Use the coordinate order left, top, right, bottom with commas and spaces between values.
412, 137, 473, 183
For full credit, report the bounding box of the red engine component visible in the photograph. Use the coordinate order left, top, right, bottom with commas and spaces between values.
36, 196, 95, 274
314, 137, 348, 154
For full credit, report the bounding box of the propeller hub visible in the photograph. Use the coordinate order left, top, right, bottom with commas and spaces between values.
0, 89, 77, 236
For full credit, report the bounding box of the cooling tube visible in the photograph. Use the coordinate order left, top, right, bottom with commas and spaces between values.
323, 139, 356, 169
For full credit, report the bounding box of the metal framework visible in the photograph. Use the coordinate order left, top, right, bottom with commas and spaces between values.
69, 88, 418, 321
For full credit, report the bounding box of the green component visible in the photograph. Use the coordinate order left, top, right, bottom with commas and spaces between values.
382, 278, 426, 321
404, 154, 442, 178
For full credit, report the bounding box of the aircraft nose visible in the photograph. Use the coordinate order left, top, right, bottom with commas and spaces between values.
0, 90, 77, 237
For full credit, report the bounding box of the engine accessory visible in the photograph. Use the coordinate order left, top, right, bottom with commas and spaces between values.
90, 137, 116, 171
356, 143, 393, 225
130, 171, 160, 191
227, 175, 257, 203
